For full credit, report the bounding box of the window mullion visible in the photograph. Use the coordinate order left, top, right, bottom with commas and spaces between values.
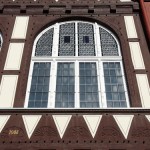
75, 61, 80, 108
48, 60, 57, 108
75, 22, 78, 57
94, 23, 98, 56
99, 60, 107, 108
95, 23, 102, 57
96, 61, 102, 108
52, 23, 59, 57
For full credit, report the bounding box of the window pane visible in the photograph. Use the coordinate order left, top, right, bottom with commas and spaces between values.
42, 93, 48, 100
28, 62, 51, 108
79, 62, 99, 108
103, 62, 127, 108
35, 28, 54, 56
29, 93, 35, 101
55, 63, 75, 108
64, 36, 70, 43
100, 27, 119, 56
59, 23, 75, 56
83, 36, 89, 43
78, 23, 95, 56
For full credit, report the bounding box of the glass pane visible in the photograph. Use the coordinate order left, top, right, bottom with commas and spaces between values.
92, 85, 98, 92
59, 23, 75, 56
30, 85, 36, 92
112, 85, 118, 92
79, 62, 99, 108
103, 62, 127, 108
42, 93, 48, 100
86, 85, 92, 92
69, 93, 74, 102
37, 85, 43, 92
36, 93, 42, 101
83, 36, 89, 43
100, 27, 119, 56
69, 85, 74, 92
105, 85, 111, 92
35, 28, 54, 56
55, 63, 75, 108
29, 93, 35, 101
63, 77, 68, 84
106, 93, 112, 100
62, 85, 68, 92
80, 85, 85, 92
78, 23, 95, 56
69, 77, 74, 84
28, 62, 50, 108
64, 36, 70, 43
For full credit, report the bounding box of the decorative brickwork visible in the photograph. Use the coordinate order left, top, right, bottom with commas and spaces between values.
0, 0, 150, 149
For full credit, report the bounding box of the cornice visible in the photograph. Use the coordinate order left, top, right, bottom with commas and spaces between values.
0, 0, 139, 15
0, 108, 150, 114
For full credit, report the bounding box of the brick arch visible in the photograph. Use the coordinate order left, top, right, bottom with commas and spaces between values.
31, 16, 130, 67
34, 16, 124, 45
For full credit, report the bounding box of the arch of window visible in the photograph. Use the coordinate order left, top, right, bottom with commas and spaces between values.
25, 21, 129, 109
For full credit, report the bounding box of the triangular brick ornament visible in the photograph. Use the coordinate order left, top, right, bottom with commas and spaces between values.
145, 115, 150, 122
0, 115, 10, 133
83, 115, 102, 138
113, 115, 133, 139
53, 115, 72, 138
22, 115, 42, 138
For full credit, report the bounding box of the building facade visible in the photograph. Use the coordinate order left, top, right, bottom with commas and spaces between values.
0, 0, 150, 149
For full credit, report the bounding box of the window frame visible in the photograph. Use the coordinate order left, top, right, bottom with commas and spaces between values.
0, 33, 3, 51
25, 21, 130, 109
100, 60, 130, 108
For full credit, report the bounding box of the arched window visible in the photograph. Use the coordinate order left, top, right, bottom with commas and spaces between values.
0, 33, 2, 50
25, 21, 129, 108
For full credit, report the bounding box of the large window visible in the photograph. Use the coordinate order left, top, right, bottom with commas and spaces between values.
25, 21, 129, 108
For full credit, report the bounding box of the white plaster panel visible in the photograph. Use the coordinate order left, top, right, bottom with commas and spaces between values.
145, 115, 150, 122
4, 43, 24, 70
124, 16, 138, 38
0, 115, 10, 133
129, 42, 145, 69
0, 75, 18, 108
11, 16, 29, 39
83, 115, 102, 138
136, 74, 150, 108
22, 115, 42, 138
53, 115, 72, 138
114, 115, 133, 139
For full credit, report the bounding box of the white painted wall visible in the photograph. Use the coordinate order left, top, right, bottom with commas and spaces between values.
136, 74, 150, 108
0, 116, 10, 133
4, 43, 24, 70
113, 115, 133, 139
0, 75, 18, 108
22, 115, 42, 138
124, 16, 138, 38
11, 16, 29, 39
129, 42, 145, 69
